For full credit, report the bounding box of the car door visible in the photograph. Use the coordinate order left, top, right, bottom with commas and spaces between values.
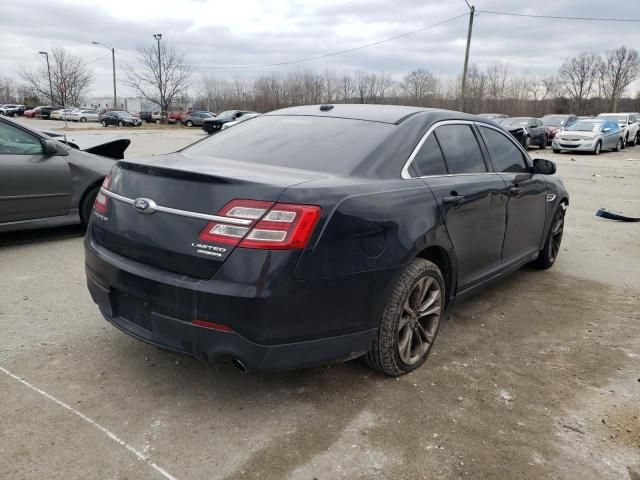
0, 120, 72, 223
413, 122, 508, 291
478, 124, 547, 265
602, 122, 617, 149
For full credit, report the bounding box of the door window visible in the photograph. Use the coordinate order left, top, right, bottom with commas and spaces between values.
0, 122, 44, 155
412, 134, 448, 176
479, 126, 529, 173
434, 124, 487, 174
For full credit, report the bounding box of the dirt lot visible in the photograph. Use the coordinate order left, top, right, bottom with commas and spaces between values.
0, 127, 638, 480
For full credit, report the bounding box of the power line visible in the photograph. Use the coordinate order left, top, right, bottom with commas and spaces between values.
192, 12, 469, 70
477, 10, 640, 22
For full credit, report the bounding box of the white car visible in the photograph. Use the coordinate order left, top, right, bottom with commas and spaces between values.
596, 113, 639, 146
220, 113, 260, 130
69, 109, 100, 122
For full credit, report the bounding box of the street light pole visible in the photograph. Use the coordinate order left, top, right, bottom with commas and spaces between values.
459, 2, 475, 112
92, 41, 117, 109
153, 33, 164, 123
38, 51, 54, 105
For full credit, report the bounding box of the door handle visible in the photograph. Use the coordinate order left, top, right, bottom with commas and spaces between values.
509, 186, 523, 196
443, 195, 464, 205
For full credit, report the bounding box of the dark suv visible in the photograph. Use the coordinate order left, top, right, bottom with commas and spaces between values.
202, 110, 257, 134
85, 105, 568, 376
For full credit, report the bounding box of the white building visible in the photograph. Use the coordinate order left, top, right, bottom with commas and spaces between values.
80, 96, 155, 113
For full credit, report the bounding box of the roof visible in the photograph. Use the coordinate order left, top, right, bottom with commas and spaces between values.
266, 104, 434, 124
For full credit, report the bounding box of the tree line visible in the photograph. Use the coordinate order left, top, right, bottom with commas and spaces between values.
4, 44, 639, 117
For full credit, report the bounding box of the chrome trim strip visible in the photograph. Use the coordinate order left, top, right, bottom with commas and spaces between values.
400, 119, 532, 179
99, 188, 253, 226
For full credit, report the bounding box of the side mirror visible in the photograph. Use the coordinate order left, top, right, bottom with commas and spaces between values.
533, 158, 556, 175
43, 139, 60, 155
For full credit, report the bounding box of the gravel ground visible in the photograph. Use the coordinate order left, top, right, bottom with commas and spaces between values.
0, 127, 638, 480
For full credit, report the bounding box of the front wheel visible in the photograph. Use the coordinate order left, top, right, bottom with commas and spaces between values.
593, 141, 602, 155
186, 120, 193, 127
532, 203, 566, 269
524, 136, 531, 150
539, 136, 547, 150
553, 149, 561, 154
80, 117, 87, 122
615, 138, 623, 152
101, 120, 107, 127
117, 120, 124, 127
364, 258, 444, 376
629, 134, 637, 147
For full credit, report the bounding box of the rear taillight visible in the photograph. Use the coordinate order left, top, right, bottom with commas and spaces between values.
199, 199, 321, 250
94, 173, 112, 214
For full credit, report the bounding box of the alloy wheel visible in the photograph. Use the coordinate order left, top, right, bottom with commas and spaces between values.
398, 276, 442, 365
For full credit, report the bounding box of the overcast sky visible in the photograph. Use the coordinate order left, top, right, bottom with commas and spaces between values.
2, 0, 640, 97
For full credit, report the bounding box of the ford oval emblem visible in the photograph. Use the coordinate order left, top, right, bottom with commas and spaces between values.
133, 197, 157, 214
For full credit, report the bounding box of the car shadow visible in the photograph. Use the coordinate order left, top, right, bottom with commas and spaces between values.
0, 224, 85, 247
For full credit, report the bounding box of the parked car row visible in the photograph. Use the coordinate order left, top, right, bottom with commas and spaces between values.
0, 104, 30, 116
480, 111, 640, 154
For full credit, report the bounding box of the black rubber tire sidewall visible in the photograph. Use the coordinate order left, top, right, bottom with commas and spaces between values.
80, 186, 100, 227
364, 258, 445, 377
532, 205, 565, 269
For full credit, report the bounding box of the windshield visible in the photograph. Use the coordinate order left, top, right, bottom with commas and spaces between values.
117, 112, 133, 118
217, 110, 237, 118
598, 114, 626, 124
501, 118, 530, 126
542, 115, 568, 127
184, 115, 394, 174
566, 121, 603, 132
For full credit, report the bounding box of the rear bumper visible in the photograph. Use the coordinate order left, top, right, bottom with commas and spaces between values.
85, 234, 395, 370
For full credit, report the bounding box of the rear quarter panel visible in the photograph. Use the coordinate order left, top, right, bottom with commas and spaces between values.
280, 178, 452, 280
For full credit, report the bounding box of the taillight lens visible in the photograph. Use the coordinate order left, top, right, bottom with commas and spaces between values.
199, 199, 321, 250
94, 173, 112, 214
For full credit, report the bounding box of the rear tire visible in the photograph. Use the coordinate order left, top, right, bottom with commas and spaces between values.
532, 203, 566, 270
80, 186, 100, 227
155, 119, 161, 124
117, 120, 123, 127
540, 136, 547, 149
186, 120, 193, 127
615, 138, 623, 152
629, 134, 637, 147
524, 136, 531, 150
364, 258, 444, 377
80, 117, 87, 122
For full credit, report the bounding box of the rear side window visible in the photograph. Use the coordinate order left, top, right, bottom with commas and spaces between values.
434, 125, 487, 174
412, 134, 448, 176
185, 115, 394, 174
479, 126, 529, 173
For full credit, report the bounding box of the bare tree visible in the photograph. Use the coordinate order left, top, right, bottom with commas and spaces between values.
597, 46, 640, 112
558, 52, 598, 114
21, 47, 93, 106
125, 41, 192, 120
402, 69, 436, 105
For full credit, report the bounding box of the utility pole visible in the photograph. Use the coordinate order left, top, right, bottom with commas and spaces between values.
153, 33, 164, 123
38, 51, 54, 105
91, 41, 117, 109
459, 2, 475, 112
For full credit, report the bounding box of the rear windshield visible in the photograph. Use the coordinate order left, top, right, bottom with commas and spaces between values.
184, 115, 394, 174
541, 115, 568, 127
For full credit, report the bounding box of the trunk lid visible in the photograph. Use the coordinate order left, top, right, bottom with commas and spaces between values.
91, 153, 324, 279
